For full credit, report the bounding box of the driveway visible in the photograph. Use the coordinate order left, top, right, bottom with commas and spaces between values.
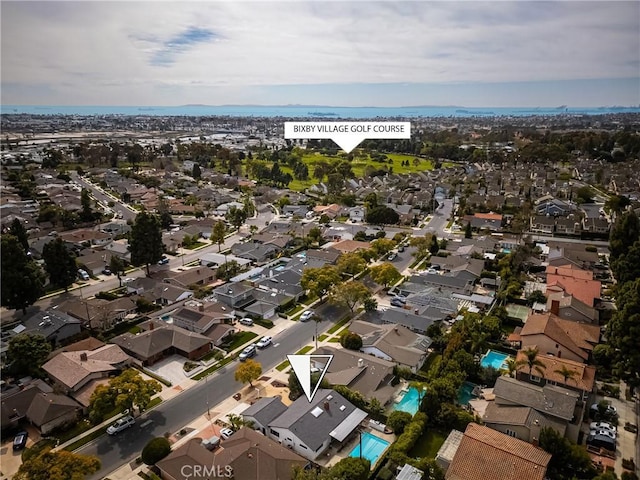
0, 425, 39, 480
146, 355, 190, 386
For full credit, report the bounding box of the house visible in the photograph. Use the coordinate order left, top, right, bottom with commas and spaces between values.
103, 239, 131, 262
530, 215, 555, 234
163, 267, 217, 289
77, 249, 115, 276
536, 198, 574, 217
311, 346, 396, 405
348, 320, 431, 373
0, 378, 83, 434
168, 305, 233, 335
242, 397, 290, 436
514, 350, 595, 403
58, 228, 113, 248
555, 216, 582, 236
436, 429, 464, 473
583, 217, 610, 234
11, 310, 82, 346
242, 388, 367, 461
547, 246, 599, 270
213, 282, 255, 309
111, 321, 213, 366
126, 278, 194, 306
282, 204, 310, 218
483, 376, 581, 443
518, 312, 600, 363
231, 242, 279, 264
43, 344, 131, 393
409, 273, 474, 295
545, 268, 601, 307
379, 308, 439, 335
306, 249, 341, 265
312, 203, 342, 219
58, 296, 137, 330
546, 293, 598, 323
348, 206, 366, 222
156, 428, 307, 480
464, 213, 503, 231
445, 423, 551, 480
329, 240, 371, 254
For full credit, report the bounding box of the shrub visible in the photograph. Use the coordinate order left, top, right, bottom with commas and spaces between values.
340, 331, 363, 350
387, 411, 412, 434
141, 437, 171, 465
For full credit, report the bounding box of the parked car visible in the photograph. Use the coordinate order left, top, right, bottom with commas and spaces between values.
157, 257, 169, 265
398, 245, 405, 252
590, 403, 617, 418
239, 345, 257, 361
392, 295, 407, 304
12, 431, 28, 451
77, 269, 90, 280
107, 415, 135, 435
387, 252, 397, 261
390, 298, 406, 308
587, 432, 616, 451
256, 336, 272, 349
102, 268, 112, 275
590, 422, 617, 434
239, 318, 254, 326
220, 428, 234, 439
590, 429, 616, 440
299, 311, 314, 322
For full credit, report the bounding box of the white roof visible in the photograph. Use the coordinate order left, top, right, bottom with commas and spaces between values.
329, 408, 367, 442
397, 464, 424, 480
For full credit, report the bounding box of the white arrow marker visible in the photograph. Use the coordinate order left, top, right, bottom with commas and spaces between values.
287, 354, 333, 402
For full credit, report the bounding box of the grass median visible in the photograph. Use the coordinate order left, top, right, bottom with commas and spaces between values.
327, 317, 350, 335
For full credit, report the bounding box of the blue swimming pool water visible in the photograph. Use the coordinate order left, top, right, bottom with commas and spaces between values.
394, 387, 421, 415
458, 381, 478, 405
481, 350, 510, 370
349, 431, 390, 466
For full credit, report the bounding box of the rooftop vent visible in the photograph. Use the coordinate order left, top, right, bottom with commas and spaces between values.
339, 405, 346, 411
326, 395, 333, 400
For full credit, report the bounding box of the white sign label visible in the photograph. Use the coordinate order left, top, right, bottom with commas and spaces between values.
285, 121, 411, 153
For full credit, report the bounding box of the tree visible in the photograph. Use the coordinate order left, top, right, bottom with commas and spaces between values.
365, 205, 399, 225
89, 369, 161, 419
42, 238, 78, 291
609, 211, 640, 260
110, 256, 126, 287
1, 235, 45, 314
330, 281, 370, 314
235, 359, 262, 387
554, 365, 578, 385
606, 278, 640, 389
9, 218, 29, 252
465, 221, 472, 238
226, 206, 247, 229
371, 238, 395, 256
15, 450, 100, 480
369, 262, 401, 288
387, 410, 412, 434
410, 233, 434, 260
288, 369, 328, 400
363, 297, 378, 312
301, 265, 341, 301
227, 413, 254, 431
604, 194, 631, 216
129, 211, 164, 276
429, 234, 440, 255
527, 289, 547, 305
211, 220, 226, 252
611, 240, 640, 284
516, 347, 546, 378
80, 188, 94, 221
539, 427, 596, 480
329, 457, 370, 480
336, 252, 367, 277
141, 437, 171, 465
7, 334, 51, 377
192, 163, 201, 179
504, 357, 519, 378
340, 331, 363, 350
307, 226, 323, 245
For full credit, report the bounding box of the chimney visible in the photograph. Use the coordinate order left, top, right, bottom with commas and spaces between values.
324, 401, 330, 411
394, 328, 399, 334
357, 358, 364, 368
414, 309, 419, 315
149, 321, 155, 330
80, 353, 88, 362
550, 300, 560, 316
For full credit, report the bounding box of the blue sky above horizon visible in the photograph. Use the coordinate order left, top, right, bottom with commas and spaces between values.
1, 1, 639, 107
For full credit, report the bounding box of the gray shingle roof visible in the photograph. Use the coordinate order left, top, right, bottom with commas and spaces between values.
493, 377, 578, 421
242, 397, 288, 427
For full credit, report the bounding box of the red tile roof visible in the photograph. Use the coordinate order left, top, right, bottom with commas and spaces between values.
546, 273, 601, 307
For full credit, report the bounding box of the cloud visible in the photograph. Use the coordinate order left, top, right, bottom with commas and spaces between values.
1, 1, 638, 105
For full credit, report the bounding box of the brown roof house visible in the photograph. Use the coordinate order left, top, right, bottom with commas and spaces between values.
519, 312, 600, 363
43, 344, 131, 393
156, 427, 306, 480
0, 379, 82, 434
348, 320, 432, 373
111, 321, 212, 366
445, 423, 551, 480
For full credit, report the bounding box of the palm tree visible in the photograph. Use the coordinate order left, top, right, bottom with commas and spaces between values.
516, 347, 546, 378
226, 413, 254, 432
469, 330, 490, 355
504, 357, 519, 378
554, 365, 577, 385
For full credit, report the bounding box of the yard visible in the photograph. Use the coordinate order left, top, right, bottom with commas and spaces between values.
408, 429, 447, 459
222, 331, 258, 352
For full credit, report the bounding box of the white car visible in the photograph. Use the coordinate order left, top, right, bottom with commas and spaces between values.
590, 422, 616, 434
220, 428, 234, 439
299, 311, 314, 322
256, 336, 272, 349
107, 415, 135, 435
238, 344, 257, 361
590, 429, 616, 440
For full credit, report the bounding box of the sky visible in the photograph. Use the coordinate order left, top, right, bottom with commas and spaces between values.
1, 1, 639, 107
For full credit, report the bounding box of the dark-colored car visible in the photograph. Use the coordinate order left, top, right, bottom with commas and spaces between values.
13, 431, 28, 451
102, 268, 112, 275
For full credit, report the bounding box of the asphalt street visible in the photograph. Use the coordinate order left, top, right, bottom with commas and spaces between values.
80, 319, 318, 479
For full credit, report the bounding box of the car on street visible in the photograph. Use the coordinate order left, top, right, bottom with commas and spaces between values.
220, 428, 234, 439
398, 245, 405, 252
13, 431, 28, 451
123, 277, 135, 284
392, 295, 407, 304
78, 269, 90, 280
387, 252, 397, 261
390, 298, 406, 308
590, 403, 617, 418
157, 257, 169, 265
102, 268, 112, 275
238, 344, 257, 361
590, 422, 616, 434
299, 311, 314, 322
107, 415, 135, 435
239, 318, 254, 326
256, 336, 272, 349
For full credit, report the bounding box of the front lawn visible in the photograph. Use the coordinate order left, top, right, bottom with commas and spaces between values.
409, 429, 447, 459
327, 316, 350, 335
222, 331, 258, 352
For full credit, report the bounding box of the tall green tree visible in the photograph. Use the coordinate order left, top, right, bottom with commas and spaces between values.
192, 163, 201, 179
336, 252, 367, 277
130, 211, 163, 276
15, 450, 100, 480
516, 347, 546, 378
211, 220, 226, 252
80, 188, 94, 221
110, 256, 126, 287
611, 240, 640, 284
429, 234, 440, 255
42, 238, 78, 291
465, 221, 473, 238
89, 369, 161, 420
9, 218, 29, 252
369, 262, 401, 288
330, 281, 370, 314
226, 206, 247, 229
7, 334, 51, 377
539, 427, 596, 480
1, 235, 45, 314
301, 265, 341, 301
609, 211, 640, 260
606, 278, 640, 389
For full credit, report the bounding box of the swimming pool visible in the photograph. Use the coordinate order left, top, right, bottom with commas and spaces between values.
481, 350, 511, 370
394, 387, 422, 415
349, 431, 390, 466
160, 314, 173, 324
458, 381, 478, 406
